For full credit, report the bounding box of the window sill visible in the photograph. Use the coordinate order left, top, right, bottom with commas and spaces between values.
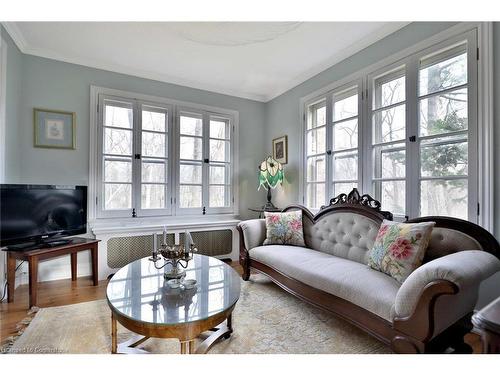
89, 214, 240, 236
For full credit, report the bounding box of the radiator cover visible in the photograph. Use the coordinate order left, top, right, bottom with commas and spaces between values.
107, 230, 232, 268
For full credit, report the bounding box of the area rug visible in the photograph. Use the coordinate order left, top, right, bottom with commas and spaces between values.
8, 274, 391, 354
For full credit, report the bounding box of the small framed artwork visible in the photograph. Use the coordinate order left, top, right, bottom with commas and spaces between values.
34, 108, 76, 149
272, 135, 288, 165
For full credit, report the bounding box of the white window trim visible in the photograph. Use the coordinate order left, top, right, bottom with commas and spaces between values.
175, 106, 235, 216
96, 94, 174, 219
303, 79, 363, 208
89, 86, 239, 224
0, 35, 7, 183
365, 30, 477, 220
299, 22, 493, 231
135, 99, 173, 217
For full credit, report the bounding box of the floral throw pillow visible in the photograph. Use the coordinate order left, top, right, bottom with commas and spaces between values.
368, 219, 435, 283
263, 211, 305, 247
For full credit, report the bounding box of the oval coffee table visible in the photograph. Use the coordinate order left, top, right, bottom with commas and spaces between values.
106, 254, 241, 354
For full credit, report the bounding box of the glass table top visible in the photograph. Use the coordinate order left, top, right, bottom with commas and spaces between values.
106, 254, 241, 326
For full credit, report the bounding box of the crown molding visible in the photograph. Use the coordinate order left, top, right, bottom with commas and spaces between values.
1, 22, 269, 102
264, 22, 410, 101
1, 22, 28, 51
24, 44, 271, 102
1, 21, 410, 103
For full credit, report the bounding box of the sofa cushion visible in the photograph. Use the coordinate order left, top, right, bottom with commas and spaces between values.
249, 245, 400, 321
303, 212, 380, 265
263, 211, 305, 246
368, 220, 435, 283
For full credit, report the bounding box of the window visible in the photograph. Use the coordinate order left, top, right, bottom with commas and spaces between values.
417, 46, 470, 219
305, 99, 326, 209
303, 30, 478, 222
332, 87, 359, 197
371, 67, 407, 215
140, 104, 169, 211
178, 111, 203, 210
208, 115, 232, 209
95, 90, 235, 219
305, 84, 361, 209
99, 96, 171, 217
176, 110, 233, 214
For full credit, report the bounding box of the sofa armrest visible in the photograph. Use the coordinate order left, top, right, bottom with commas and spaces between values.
238, 219, 266, 251
395, 250, 500, 319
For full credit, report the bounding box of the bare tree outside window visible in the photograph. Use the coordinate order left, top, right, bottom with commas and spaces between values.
103, 103, 134, 210
418, 50, 468, 218
179, 115, 203, 208
305, 100, 327, 208
331, 89, 358, 196
141, 107, 168, 210
372, 70, 406, 214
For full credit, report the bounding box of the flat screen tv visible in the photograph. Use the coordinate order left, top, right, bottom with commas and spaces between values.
0, 184, 87, 249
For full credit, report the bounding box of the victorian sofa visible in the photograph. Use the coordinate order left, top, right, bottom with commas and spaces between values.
237, 189, 500, 353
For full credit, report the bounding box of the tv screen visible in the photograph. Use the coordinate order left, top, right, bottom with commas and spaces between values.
0, 184, 87, 247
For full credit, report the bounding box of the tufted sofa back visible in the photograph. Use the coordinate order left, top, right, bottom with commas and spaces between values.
301, 211, 498, 265
405, 216, 500, 263
282, 188, 500, 265
303, 211, 381, 265
424, 227, 481, 261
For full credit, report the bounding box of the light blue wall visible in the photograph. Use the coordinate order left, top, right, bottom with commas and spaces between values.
1, 26, 22, 181
6, 50, 266, 218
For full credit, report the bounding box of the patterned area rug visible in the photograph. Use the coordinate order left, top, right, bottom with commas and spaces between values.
8, 274, 391, 354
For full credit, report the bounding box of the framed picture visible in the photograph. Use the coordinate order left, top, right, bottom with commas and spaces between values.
272, 135, 288, 164
34, 108, 76, 149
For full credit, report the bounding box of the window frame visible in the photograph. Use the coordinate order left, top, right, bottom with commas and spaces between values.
367, 62, 408, 217
303, 79, 363, 209
206, 112, 234, 213
301, 26, 483, 224
175, 106, 205, 215
175, 106, 235, 216
413, 31, 478, 221
136, 100, 174, 217
0, 35, 6, 183
90, 86, 238, 221
96, 94, 174, 219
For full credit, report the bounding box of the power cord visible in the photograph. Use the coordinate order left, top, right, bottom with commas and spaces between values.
0, 260, 25, 302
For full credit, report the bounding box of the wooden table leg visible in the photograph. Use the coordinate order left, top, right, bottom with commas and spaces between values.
227, 313, 233, 333
28, 256, 39, 308
7, 253, 16, 303
70, 252, 77, 281
91, 245, 98, 286
180, 341, 188, 354
111, 313, 117, 354
188, 340, 195, 354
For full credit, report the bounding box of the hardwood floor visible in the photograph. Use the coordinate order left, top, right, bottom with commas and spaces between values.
0, 262, 481, 353
0, 276, 108, 346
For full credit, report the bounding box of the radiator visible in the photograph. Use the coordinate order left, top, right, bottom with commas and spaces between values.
107, 230, 233, 268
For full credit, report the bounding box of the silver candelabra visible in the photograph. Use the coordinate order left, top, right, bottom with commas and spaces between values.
149, 228, 198, 279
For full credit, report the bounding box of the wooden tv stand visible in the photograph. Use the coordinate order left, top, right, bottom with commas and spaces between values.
5, 238, 100, 308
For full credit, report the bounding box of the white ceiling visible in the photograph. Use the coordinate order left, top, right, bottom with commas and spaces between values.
3, 22, 408, 102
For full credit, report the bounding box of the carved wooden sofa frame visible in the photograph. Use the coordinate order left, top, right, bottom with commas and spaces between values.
237, 189, 500, 353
